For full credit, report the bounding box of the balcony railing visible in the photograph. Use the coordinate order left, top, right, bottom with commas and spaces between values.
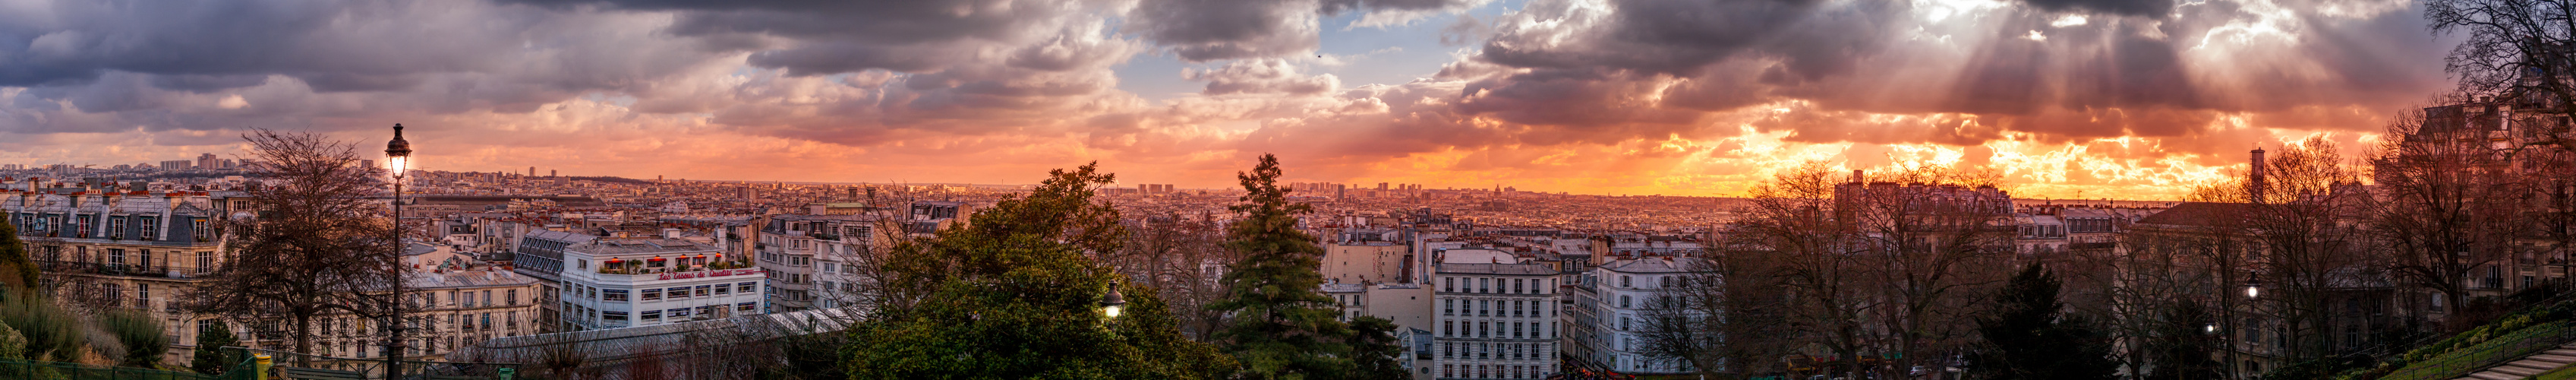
36, 261, 187, 278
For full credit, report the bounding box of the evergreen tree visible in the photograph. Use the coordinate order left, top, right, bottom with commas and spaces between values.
1207, 154, 1361, 378
844, 163, 1234, 379
191, 322, 238, 374
1975, 263, 2118, 380
2144, 299, 2222, 380
1346, 316, 1409, 379
0, 214, 35, 293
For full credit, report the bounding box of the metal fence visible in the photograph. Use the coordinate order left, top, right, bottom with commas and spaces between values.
2378, 321, 2576, 380
222, 347, 519, 380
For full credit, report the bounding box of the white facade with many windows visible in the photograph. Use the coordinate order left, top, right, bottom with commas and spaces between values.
1564, 257, 1712, 375
1431, 261, 1559, 380
546, 237, 765, 331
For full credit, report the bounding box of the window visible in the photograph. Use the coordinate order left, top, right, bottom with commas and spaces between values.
1479, 278, 1489, 293
109, 249, 126, 265
668, 287, 691, 299
642, 289, 662, 302
1513, 279, 1523, 293
1621, 275, 1632, 287
714, 283, 732, 296
1620, 295, 1631, 309
642, 310, 661, 322
1444, 277, 1454, 292
138, 249, 151, 268
603, 311, 628, 322
667, 308, 690, 318
507, 290, 519, 306
109, 217, 125, 239
739, 282, 757, 292
139, 217, 157, 240
603, 290, 629, 302
196, 251, 213, 274
695, 285, 711, 297
1443, 299, 1454, 315
738, 302, 756, 312
1443, 321, 1453, 337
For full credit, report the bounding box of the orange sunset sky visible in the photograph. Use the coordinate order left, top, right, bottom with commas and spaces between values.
0, 0, 2448, 200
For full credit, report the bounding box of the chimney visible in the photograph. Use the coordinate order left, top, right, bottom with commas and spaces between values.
2250, 147, 2268, 202
1852, 169, 1864, 185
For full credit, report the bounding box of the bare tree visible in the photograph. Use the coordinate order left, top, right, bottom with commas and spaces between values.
181, 129, 402, 364
2427, 0, 2576, 154
1849, 166, 2018, 378
1728, 162, 1874, 378
1632, 256, 1738, 378
1117, 212, 1234, 340
2372, 108, 2535, 330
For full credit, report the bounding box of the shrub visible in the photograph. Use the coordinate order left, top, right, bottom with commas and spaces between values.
99, 311, 166, 367
0, 290, 82, 362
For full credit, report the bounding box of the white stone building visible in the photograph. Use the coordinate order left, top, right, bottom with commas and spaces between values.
1564, 256, 1714, 375
519, 236, 765, 331
1432, 261, 1560, 379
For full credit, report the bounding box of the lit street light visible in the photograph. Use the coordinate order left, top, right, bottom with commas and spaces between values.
383, 123, 411, 377
1102, 285, 1127, 318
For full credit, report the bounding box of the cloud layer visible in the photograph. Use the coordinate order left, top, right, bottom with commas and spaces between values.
0, 0, 2451, 199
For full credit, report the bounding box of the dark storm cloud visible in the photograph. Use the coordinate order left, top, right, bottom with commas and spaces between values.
1129, 0, 1488, 62
1425, 0, 2445, 160
2016, 0, 2176, 17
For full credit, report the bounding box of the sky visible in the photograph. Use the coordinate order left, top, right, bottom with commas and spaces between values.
0, 0, 2454, 199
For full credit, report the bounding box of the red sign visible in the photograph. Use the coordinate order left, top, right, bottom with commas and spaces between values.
657, 268, 762, 280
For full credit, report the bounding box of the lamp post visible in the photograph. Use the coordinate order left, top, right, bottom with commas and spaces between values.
2245, 271, 2262, 299
1102, 284, 1127, 319
383, 123, 411, 378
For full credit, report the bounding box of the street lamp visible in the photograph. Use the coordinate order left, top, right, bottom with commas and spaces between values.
2245, 271, 2262, 299
1102, 284, 1127, 318
383, 123, 411, 378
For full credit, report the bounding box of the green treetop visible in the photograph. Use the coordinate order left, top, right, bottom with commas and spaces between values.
846, 163, 1233, 379
1207, 154, 1370, 378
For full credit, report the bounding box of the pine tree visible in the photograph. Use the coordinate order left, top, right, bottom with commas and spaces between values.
1975, 263, 2118, 380
1346, 316, 1410, 379
191, 322, 238, 374
1207, 154, 1360, 378
2145, 299, 2222, 380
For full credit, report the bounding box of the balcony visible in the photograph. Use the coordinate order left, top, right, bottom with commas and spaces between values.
38, 261, 186, 278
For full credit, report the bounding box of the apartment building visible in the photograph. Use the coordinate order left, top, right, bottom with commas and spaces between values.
3, 188, 230, 363
755, 214, 876, 312
1431, 260, 1559, 380
1562, 256, 1712, 375
516, 234, 764, 331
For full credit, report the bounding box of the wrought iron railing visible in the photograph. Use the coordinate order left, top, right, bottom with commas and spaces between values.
37, 260, 188, 277
223, 347, 519, 380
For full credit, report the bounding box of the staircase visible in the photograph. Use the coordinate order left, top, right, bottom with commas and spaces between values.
2459, 343, 2576, 380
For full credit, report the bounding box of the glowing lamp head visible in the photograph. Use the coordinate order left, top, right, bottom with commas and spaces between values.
2244, 272, 2262, 299
1102, 286, 1127, 318
385, 123, 412, 176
